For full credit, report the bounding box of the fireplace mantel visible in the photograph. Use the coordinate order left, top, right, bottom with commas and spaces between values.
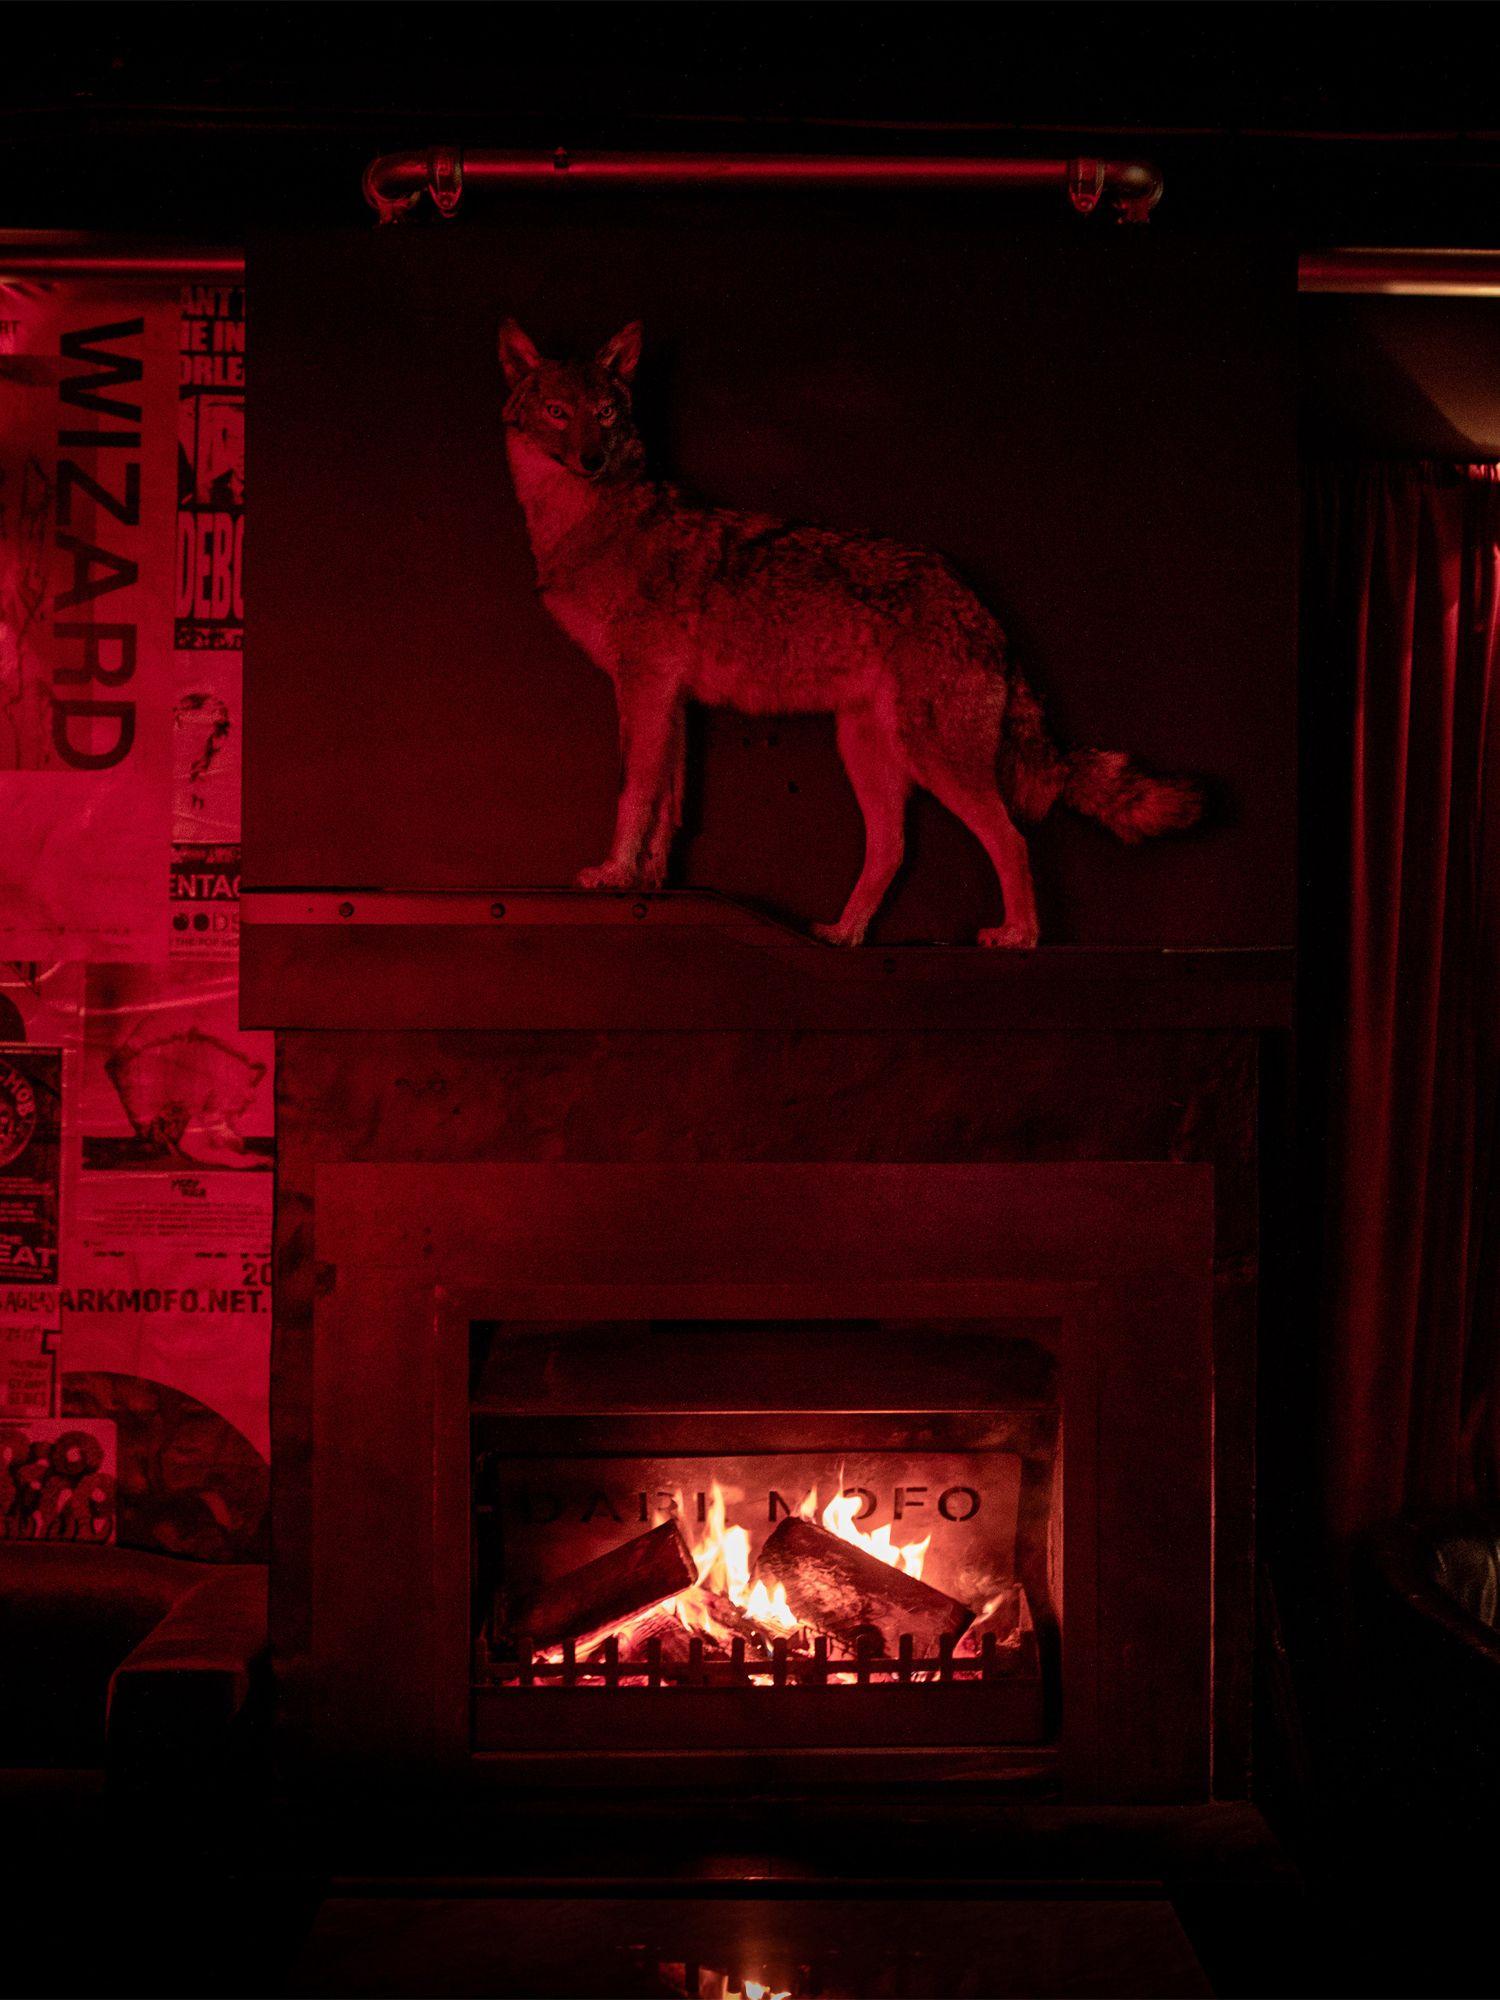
241, 888, 1291, 1032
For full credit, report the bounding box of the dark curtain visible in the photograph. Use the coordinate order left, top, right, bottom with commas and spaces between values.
1303, 464, 1500, 1545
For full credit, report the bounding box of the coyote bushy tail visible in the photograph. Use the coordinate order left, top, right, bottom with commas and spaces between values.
1000, 674, 1204, 845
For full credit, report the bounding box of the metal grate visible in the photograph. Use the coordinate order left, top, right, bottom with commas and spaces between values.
483, 1626, 1025, 1689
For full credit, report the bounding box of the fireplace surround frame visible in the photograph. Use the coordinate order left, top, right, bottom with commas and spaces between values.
290, 1160, 1215, 1803
468, 1300, 1062, 1756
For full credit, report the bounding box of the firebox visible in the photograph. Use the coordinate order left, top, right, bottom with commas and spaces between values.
470, 1318, 1056, 1752
290, 1159, 1216, 1800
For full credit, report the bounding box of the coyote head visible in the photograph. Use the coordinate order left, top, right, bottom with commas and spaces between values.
498, 318, 644, 482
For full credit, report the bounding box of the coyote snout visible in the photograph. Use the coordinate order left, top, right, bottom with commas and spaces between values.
498, 317, 1203, 946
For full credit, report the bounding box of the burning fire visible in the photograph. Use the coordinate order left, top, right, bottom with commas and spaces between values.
681, 1480, 800, 1636
671, 1970, 793, 2000
536, 1474, 937, 1667
679, 1476, 931, 1650
820, 1485, 930, 1579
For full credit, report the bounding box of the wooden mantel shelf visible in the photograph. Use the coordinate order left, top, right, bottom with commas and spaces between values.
239, 888, 1292, 1033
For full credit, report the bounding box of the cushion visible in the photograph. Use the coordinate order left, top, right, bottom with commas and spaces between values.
1426, 1523, 1500, 1632
0, 1543, 210, 1765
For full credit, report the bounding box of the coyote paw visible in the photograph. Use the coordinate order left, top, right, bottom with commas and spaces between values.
575, 861, 640, 892
978, 921, 1040, 950
811, 920, 866, 947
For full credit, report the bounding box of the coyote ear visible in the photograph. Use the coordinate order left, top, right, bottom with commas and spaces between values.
498, 319, 542, 387
596, 320, 643, 386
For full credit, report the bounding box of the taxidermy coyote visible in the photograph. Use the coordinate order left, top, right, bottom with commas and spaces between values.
499, 319, 1202, 946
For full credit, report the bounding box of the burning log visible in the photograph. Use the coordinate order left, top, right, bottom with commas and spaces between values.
680, 1586, 776, 1657
607, 1601, 689, 1659
754, 1515, 973, 1655
573, 1588, 775, 1669
501, 1519, 698, 1648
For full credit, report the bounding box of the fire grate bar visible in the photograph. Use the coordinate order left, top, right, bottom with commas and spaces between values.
487, 1627, 1013, 1688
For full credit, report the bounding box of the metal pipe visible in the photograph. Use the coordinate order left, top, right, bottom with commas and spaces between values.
8, 238, 1500, 303
361, 145, 1164, 224
0, 234, 242, 278
1299, 248, 1500, 297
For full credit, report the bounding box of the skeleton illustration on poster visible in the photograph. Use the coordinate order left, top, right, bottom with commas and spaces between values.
80, 963, 271, 1173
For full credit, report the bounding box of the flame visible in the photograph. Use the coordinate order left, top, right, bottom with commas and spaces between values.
681, 1482, 801, 1637
819, 1484, 930, 1580
689, 1974, 792, 2000
533, 1471, 949, 1672
681, 1476, 930, 1640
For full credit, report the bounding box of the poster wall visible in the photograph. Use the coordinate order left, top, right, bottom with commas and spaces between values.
0, 274, 265, 1557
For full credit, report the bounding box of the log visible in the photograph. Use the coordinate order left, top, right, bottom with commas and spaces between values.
501, 1520, 698, 1647
754, 1516, 974, 1654
579, 1590, 774, 1667
678, 1586, 776, 1658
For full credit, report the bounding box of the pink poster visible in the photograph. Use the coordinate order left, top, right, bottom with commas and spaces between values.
0, 282, 176, 960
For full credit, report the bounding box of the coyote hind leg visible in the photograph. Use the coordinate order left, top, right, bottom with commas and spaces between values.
905, 686, 1040, 946
924, 769, 1040, 946
813, 707, 910, 946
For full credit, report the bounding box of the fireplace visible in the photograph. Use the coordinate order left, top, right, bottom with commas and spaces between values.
238, 887, 1283, 1804
269, 1138, 1219, 1798
470, 1315, 1055, 1751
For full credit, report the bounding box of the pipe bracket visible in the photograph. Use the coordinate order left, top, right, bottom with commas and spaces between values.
429, 147, 464, 218
1067, 158, 1106, 217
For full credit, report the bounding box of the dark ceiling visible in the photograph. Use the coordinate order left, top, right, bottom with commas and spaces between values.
4, 2, 1500, 241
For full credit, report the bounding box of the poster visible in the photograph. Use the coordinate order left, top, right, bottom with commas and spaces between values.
1, 271, 268, 1558
0, 1041, 63, 1418
80, 962, 271, 1174
0, 963, 83, 1416
0, 1044, 62, 1285
63, 1152, 269, 1558
0, 282, 177, 961
175, 281, 244, 653
1, 1416, 116, 1542
0, 1314, 58, 1419
67, 955, 271, 1552
171, 283, 245, 961
170, 841, 242, 962
61, 1232, 270, 1461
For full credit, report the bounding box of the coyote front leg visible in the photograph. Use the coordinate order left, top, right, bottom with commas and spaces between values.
577, 683, 685, 891
813, 707, 911, 946
638, 700, 686, 890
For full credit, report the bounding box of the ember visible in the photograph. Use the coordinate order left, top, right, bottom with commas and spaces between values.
656, 1966, 796, 2000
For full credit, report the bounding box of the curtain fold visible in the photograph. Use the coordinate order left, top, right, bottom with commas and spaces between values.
1304, 464, 1500, 1543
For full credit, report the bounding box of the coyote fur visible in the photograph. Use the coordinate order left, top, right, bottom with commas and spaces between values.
498, 318, 1203, 947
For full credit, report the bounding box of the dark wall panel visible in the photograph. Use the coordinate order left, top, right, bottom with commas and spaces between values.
247, 204, 1294, 944
1302, 294, 1500, 458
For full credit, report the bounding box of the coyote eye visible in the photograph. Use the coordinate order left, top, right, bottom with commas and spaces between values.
596, 404, 617, 427
543, 401, 570, 423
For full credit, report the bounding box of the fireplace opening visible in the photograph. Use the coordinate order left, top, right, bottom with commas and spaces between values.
469, 1319, 1060, 1754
